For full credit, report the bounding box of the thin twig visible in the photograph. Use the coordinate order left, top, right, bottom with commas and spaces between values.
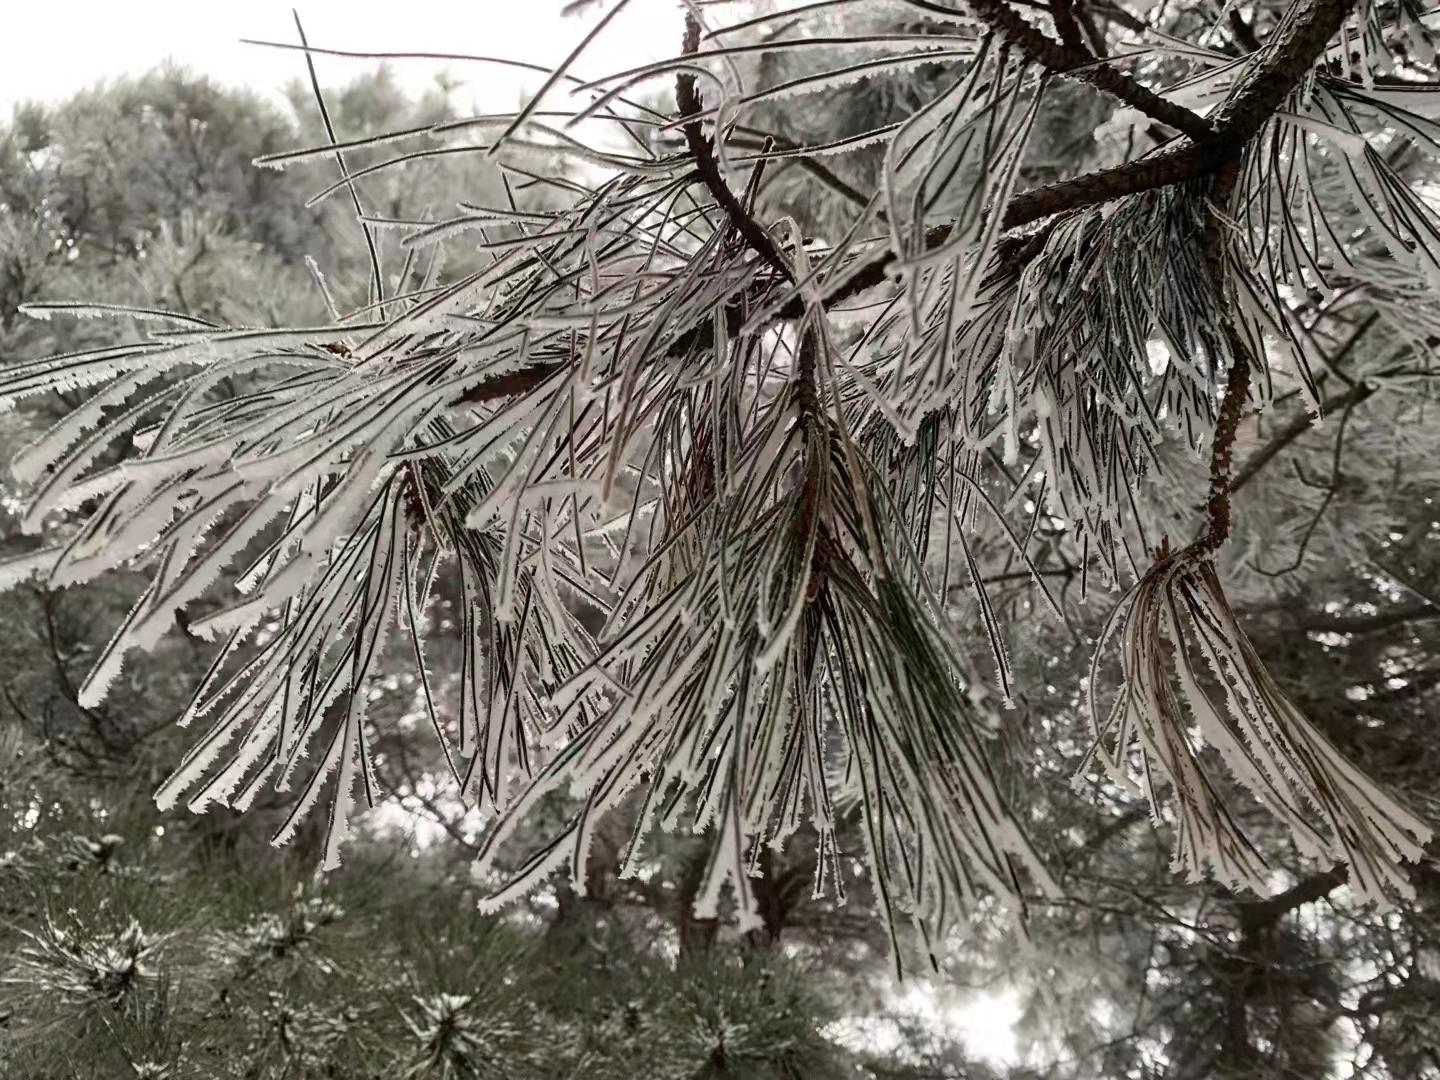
1229, 378, 1376, 495
964, 0, 1216, 142
676, 14, 795, 286
826, 0, 1358, 311
1251, 401, 1358, 578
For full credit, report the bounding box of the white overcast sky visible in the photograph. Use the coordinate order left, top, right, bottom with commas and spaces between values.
1, 0, 679, 114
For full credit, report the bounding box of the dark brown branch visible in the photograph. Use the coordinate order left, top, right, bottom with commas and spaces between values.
1050, 0, 1089, 54
965, 0, 1216, 142
1236, 865, 1349, 930
674, 13, 820, 427
1002, 139, 1209, 232
840, 0, 1358, 303
1229, 9, 1261, 54
453, 359, 566, 407
1199, 347, 1253, 553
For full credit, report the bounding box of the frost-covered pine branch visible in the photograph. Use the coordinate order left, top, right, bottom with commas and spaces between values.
2, 0, 1437, 965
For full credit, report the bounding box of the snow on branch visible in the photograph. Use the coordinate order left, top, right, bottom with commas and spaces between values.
2, 0, 1435, 957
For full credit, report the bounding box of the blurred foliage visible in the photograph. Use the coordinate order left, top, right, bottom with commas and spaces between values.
0, 720, 973, 1079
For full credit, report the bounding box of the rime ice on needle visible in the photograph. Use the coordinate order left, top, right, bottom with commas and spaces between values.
1, 0, 1436, 963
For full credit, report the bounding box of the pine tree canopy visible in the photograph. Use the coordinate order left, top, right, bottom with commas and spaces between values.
2, 0, 1438, 974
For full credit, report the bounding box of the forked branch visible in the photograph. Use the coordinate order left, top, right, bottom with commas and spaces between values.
830, 0, 1359, 309
962, 0, 1217, 142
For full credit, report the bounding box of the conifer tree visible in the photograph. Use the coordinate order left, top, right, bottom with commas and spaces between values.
3, 68, 919, 1080
2, 0, 1437, 988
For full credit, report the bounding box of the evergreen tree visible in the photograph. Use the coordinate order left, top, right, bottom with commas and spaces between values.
3, 2, 1440, 1076
1, 721, 892, 1079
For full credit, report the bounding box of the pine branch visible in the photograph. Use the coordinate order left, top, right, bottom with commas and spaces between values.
1000, 139, 1209, 231
1235, 865, 1349, 930
1207, 0, 1356, 141
450, 0, 1350, 414
827, 0, 1358, 307
451, 0, 1356, 410
675, 13, 830, 600
793, 323, 829, 592
1229, 9, 1262, 54
1084, 11, 1434, 900
17, 0, 1428, 961
673, 19, 835, 445
1193, 157, 1249, 556
963, 0, 1217, 142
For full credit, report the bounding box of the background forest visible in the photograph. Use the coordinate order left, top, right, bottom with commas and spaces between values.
2, 2, 1439, 1079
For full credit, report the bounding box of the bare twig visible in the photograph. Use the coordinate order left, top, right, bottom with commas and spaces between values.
1251, 401, 1359, 578
676, 14, 795, 286
1230, 379, 1376, 495
1229, 313, 1381, 493
964, 0, 1216, 142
